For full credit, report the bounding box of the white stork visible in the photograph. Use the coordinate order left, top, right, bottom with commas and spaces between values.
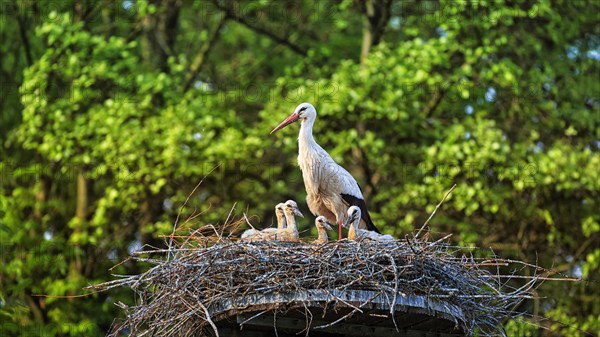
271, 102, 380, 240
240, 203, 286, 241
274, 202, 286, 230
345, 206, 394, 242
276, 200, 303, 241
312, 216, 333, 244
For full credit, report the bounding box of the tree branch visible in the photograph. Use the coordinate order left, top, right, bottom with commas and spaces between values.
140, 0, 182, 72
183, 15, 227, 93
360, 0, 393, 64
360, 0, 374, 64
351, 124, 378, 199
372, 0, 393, 46
13, 3, 33, 66
422, 88, 445, 118
25, 293, 45, 323
210, 1, 307, 57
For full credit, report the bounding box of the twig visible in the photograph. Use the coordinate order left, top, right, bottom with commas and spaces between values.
415, 184, 457, 239
169, 164, 220, 255
314, 293, 377, 329
424, 233, 453, 251
223, 203, 237, 237
198, 301, 219, 337
210, 0, 307, 56
239, 310, 268, 327
389, 254, 400, 332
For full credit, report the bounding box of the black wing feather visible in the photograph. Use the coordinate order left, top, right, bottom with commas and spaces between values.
340, 192, 381, 233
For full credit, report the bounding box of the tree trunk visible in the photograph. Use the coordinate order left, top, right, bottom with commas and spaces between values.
356, 0, 392, 199
76, 168, 88, 220
360, 0, 376, 65
359, 0, 392, 64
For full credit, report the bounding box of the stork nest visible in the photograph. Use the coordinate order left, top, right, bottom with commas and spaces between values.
91, 223, 540, 337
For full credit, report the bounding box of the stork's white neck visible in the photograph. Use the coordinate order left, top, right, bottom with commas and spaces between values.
298, 116, 317, 148
348, 216, 360, 238
317, 227, 328, 242
284, 212, 298, 231
276, 212, 286, 230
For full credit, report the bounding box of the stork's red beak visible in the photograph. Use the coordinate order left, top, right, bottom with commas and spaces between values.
270, 112, 299, 134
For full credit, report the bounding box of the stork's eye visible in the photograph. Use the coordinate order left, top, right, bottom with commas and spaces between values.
299, 106, 308, 112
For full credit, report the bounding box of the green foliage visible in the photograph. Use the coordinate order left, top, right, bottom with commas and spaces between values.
1, 0, 598, 335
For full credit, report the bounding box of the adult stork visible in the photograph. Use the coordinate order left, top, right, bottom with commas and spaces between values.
271, 102, 380, 240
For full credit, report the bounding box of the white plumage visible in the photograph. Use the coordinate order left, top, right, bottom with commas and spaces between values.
276, 200, 303, 241
312, 216, 333, 244
271, 103, 380, 240
345, 206, 394, 242
274, 202, 286, 230
241, 203, 285, 241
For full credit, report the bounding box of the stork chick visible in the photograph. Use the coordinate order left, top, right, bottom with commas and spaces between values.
271, 103, 380, 241
277, 200, 303, 241
312, 216, 333, 244
241, 203, 286, 241
345, 206, 394, 242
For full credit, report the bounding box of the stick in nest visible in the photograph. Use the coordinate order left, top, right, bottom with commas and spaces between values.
169, 164, 221, 254
415, 183, 457, 239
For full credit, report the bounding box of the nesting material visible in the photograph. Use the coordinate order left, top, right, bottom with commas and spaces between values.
92, 225, 540, 337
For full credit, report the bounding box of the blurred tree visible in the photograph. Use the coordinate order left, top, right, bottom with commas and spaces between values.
0, 0, 598, 336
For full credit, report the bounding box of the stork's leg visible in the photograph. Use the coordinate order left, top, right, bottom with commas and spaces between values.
338, 220, 343, 241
